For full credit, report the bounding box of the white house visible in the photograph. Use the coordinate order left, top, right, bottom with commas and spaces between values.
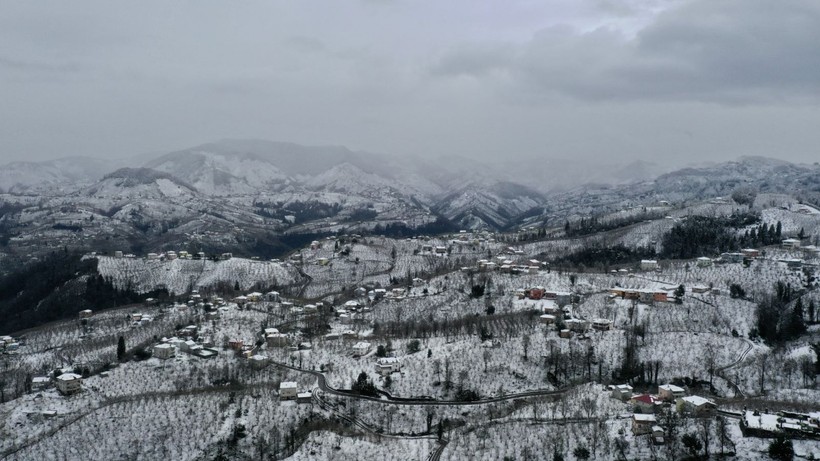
352, 342, 372, 357
676, 395, 717, 415
55, 373, 83, 395
632, 414, 657, 435
32, 376, 51, 390
592, 319, 612, 331
782, 238, 801, 249
249, 355, 268, 370
153, 343, 176, 360
539, 314, 556, 325
696, 257, 713, 267
181, 339, 197, 352
640, 260, 658, 271
279, 382, 298, 400
658, 384, 685, 402
375, 357, 402, 375
611, 384, 633, 401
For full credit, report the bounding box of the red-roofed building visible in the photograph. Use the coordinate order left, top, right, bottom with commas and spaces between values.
630, 394, 661, 413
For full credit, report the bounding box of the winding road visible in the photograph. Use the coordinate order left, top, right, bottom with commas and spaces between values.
270, 360, 569, 406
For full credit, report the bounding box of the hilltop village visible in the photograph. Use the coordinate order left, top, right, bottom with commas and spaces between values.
1, 196, 819, 460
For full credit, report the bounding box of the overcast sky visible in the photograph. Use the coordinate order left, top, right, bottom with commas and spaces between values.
1, 0, 819, 166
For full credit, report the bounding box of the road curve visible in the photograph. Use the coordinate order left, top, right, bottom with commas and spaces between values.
270, 360, 568, 406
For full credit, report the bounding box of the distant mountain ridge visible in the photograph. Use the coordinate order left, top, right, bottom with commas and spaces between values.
2, 140, 819, 234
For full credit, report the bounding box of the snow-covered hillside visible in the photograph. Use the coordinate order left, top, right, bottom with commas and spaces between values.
95, 256, 304, 294
145, 149, 292, 196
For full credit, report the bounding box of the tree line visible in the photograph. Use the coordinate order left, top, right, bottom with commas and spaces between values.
661, 212, 770, 259
0, 249, 165, 334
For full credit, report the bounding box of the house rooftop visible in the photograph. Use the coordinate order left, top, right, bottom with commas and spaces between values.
681, 395, 714, 406
633, 414, 657, 422
280, 381, 298, 389
631, 394, 656, 404
57, 373, 82, 381
659, 384, 685, 393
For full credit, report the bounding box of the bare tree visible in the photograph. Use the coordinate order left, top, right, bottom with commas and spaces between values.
704, 345, 717, 387
581, 395, 598, 419
522, 334, 531, 361
757, 353, 770, 395
716, 416, 734, 456
699, 417, 712, 458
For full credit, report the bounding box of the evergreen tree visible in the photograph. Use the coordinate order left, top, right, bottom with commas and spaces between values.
786, 298, 807, 338
573, 446, 590, 460
674, 285, 685, 303
117, 336, 126, 361
682, 433, 702, 458
768, 435, 794, 461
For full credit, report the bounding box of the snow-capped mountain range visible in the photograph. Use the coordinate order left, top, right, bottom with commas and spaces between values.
1, 140, 819, 250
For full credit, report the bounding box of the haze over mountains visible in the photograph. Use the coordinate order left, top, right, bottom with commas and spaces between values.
0, 138, 800, 194
1, 139, 819, 236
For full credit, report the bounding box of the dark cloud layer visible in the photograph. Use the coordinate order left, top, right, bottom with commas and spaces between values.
435, 0, 820, 103
0, 0, 819, 165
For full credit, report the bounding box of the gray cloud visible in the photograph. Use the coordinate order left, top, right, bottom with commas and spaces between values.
0, 0, 819, 166
0, 56, 80, 74
434, 0, 820, 104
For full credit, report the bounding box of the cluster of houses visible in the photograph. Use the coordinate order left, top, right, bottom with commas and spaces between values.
22, 369, 87, 397
465, 257, 544, 275
610, 383, 717, 440
28, 370, 85, 396
128, 312, 154, 327
719, 248, 761, 264
609, 287, 670, 304
0, 335, 20, 354
714, 240, 819, 267
110, 249, 236, 261
420, 244, 448, 256
518, 287, 572, 305
153, 332, 219, 360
